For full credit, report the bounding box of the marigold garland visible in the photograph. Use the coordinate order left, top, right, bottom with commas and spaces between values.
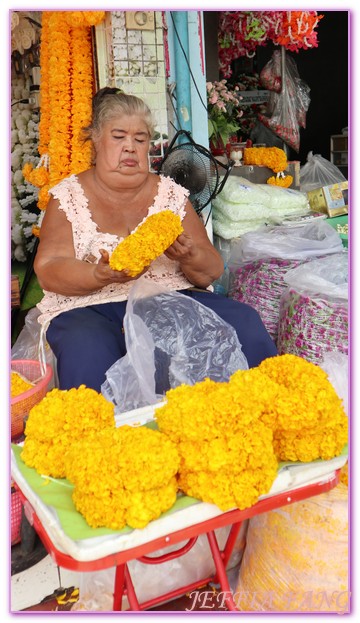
109, 210, 184, 276
243, 146, 293, 188
21, 384, 115, 478
257, 354, 348, 462
64, 426, 180, 530
155, 376, 279, 511
22, 11, 105, 220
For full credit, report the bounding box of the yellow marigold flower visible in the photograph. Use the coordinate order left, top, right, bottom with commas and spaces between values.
64, 426, 180, 530
21, 385, 115, 478
267, 174, 293, 188
109, 210, 183, 276
11, 371, 33, 397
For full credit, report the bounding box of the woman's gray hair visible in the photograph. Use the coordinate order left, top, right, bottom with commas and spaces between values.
82, 87, 155, 144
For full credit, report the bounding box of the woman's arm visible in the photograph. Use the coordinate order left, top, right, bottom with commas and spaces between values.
34, 197, 134, 296
164, 199, 224, 288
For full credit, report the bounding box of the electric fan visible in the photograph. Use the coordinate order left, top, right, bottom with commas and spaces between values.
158, 130, 234, 215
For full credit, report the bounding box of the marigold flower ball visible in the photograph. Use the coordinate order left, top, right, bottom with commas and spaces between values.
21, 385, 115, 478
64, 426, 180, 530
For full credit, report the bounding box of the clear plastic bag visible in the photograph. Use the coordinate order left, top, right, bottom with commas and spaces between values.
300, 151, 347, 193
11, 307, 57, 385
101, 277, 248, 413
259, 51, 310, 152
229, 220, 344, 265
319, 351, 349, 416
235, 484, 348, 612
277, 253, 348, 363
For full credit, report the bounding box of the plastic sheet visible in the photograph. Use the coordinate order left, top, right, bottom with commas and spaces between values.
277, 253, 348, 363
101, 278, 248, 414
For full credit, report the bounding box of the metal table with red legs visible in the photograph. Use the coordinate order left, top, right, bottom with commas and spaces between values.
12, 458, 341, 612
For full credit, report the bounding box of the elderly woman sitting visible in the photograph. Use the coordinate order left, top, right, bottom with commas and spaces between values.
34, 87, 277, 392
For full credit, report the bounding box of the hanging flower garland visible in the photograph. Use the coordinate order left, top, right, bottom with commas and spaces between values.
22, 11, 105, 234
218, 11, 323, 78
69, 24, 93, 174
272, 11, 324, 52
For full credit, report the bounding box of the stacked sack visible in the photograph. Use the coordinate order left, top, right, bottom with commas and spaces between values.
228, 221, 343, 344
277, 252, 348, 363
235, 476, 348, 613
211, 176, 310, 239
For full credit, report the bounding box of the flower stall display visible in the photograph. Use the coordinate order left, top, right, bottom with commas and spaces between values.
22, 11, 105, 235
21, 385, 115, 478
206, 80, 243, 151
235, 479, 348, 612
64, 426, 180, 530
277, 253, 348, 364
227, 221, 343, 344
109, 211, 183, 276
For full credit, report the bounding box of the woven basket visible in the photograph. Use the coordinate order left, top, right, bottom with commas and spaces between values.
11, 485, 22, 546
11, 360, 53, 440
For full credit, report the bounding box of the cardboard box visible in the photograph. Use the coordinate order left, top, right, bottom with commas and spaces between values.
325, 214, 348, 248
307, 181, 348, 217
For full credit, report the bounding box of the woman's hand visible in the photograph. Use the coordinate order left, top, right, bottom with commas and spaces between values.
164, 233, 199, 262
93, 249, 148, 286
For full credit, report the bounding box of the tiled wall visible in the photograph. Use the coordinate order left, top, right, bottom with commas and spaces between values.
107, 11, 169, 170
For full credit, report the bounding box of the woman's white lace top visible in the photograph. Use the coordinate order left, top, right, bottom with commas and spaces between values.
36, 174, 193, 326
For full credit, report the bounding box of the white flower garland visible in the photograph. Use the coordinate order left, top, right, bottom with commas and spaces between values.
11, 74, 40, 261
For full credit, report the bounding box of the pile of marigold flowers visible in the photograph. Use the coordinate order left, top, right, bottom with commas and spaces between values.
64, 426, 180, 530
155, 354, 348, 511
109, 210, 183, 276
11, 371, 34, 397
21, 385, 115, 478
155, 376, 279, 511
256, 354, 348, 462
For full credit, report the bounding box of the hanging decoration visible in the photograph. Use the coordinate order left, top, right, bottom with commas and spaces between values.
218, 11, 323, 78
272, 11, 324, 52
22, 11, 105, 235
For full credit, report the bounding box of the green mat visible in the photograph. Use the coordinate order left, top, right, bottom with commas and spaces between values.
11, 443, 347, 542
11, 444, 200, 541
